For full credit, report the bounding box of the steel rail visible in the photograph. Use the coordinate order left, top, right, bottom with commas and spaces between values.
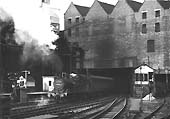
112, 97, 127, 118
59, 98, 116, 119
86, 97, 127, 119
11, 96, 115, 119
56, 100, 113, 119
143, 98, 165, 119
11, 96, 110, 115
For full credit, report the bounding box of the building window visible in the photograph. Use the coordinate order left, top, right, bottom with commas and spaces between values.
147, 40, 155, 52
144, 74, 148, 81
139, 74, 143, 81
142, 24, 147, 34
155, 22, 160, 32
68, 18, 72, 24
49, 81, 51, 86
68, 29, 71, 36
149, 72, 153, 79
155, 10, 160, 17
75, 27, 79, 36
142, 12, 147, 19
75, 17, 79, 23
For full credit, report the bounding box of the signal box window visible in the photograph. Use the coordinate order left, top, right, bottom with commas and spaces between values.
149, 72, 153, 79
147, 40, 155, 52
155, 22, 160, 32
142, 24, 147, 34
144, 74, 148, 81
155, 10, 160, 17
136, 74, 139, 81
49, 81, 51, 86
142, 12, 147, 19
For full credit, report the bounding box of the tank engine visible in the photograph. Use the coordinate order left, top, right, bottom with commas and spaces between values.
46, 73, 114, 99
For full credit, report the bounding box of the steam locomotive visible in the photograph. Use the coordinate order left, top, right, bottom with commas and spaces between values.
47, 73, 115, 99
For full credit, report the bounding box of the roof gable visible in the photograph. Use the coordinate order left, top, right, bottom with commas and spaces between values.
98, 1, 115, 14
126, 0, 142, 12
74, 4, 90, 16
64, 2, 89, 17
135, 64, 154, 74
157, 0, 170, 9
64, 2, 77, 15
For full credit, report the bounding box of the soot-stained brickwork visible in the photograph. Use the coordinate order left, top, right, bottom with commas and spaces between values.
64, 0, 170, 73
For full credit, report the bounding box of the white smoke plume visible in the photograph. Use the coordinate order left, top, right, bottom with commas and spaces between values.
15, 29, 63, 72
0, 0, 58, 49
0, 0, 62, 72
15, 30, 50, 61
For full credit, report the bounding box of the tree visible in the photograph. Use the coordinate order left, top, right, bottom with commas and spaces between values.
53, 31, 71, 73
53, 31, 84, 73
53, 31, 70, 54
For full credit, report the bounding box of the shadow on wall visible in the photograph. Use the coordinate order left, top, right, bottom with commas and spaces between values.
94, 38, 114, 68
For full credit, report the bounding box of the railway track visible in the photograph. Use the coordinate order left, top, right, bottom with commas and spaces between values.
143, 99, 165, 119
66, 96, 169, 119
10, 96, 115, 119
74, 97, 127, 119
59, 96, 169, 119
12, 96, 170, 119
57, 98, 116, 119
144, 97, 170, 119
89, 97, 126, 119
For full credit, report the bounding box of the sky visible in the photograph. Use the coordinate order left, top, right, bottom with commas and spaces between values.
0, 0, 144, 47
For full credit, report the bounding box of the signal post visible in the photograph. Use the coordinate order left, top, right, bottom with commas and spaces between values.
19, 71, 30, 103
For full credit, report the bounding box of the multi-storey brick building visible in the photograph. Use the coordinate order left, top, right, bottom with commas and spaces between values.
136, 0, 170, 73
64, 0, 170, 74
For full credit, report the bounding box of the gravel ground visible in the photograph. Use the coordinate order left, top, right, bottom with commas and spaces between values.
119, 96, 164, 119
150, 95, 170, 119
136, 95, 170, 119
138, 98, 163, 119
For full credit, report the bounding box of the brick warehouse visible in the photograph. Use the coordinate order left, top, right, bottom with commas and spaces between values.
64, 0, 170, 74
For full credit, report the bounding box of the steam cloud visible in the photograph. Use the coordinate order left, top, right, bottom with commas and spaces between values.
0, 5, 63, 73
15, 29, 63, 73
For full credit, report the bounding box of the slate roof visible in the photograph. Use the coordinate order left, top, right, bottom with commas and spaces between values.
157, 0, 170, 9
126, 0, 142, 12
98, 1, 115, 14
74, 4, 90, 16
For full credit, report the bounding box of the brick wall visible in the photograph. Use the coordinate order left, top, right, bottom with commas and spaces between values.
135, 0, 170, 70
64, 0, 170, 71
